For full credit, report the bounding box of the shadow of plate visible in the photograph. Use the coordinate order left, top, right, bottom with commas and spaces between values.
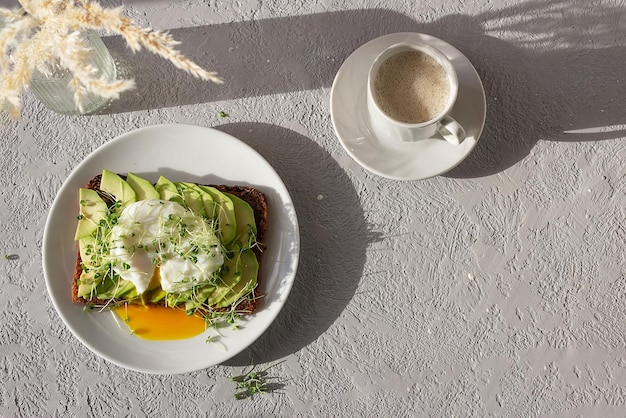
213, 123, 381, 365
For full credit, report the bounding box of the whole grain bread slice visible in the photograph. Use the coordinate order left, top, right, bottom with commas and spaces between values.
72, 174, 268, 315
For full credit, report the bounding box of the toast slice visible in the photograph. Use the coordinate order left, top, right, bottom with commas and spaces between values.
72, 173, 268, 316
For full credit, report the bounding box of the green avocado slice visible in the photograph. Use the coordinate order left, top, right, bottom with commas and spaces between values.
146, 288, 167, 303
126, 172, 160, 200
198, 185, 236, 243
100, 169, 137, 210
207, 251, 242, 306
175, 182, 206, 215
155, 175, 183, 204
77, 268, 136, 300
74, 188, 107, 240
223, 192, 257, 249
97, 279, 136, 300
77, 282, 93, 299
183, 285, 216, 312
216, 249, 258, 308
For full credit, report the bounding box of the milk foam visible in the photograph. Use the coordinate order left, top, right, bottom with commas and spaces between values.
373, 50, 450, 124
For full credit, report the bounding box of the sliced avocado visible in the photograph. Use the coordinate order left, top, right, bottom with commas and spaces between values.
198, 185, 237, 243
216, 249, 258, 308
223, 192, 257, 248
141, 286, 163, 304
77, 281, 94, 298
77, 267, 100, 298
147, 288, 167, 303
79, 269, 135, 300
184, 285, 216, 311
78, 264, 99, 283
115, 282, 138, 300
207, 252, 242, 306
97, 278, 136, 299
78, 235, 97, 268
92, 274, 116, 296
185, 183, 217, 219
100, 169, 137, 210
155, 175, 183, 204
166, 292, 180, 308
193, 184, 218, 222
126, 172, 159, 200
74, 188, 108, 240
78, 274, 135, 301
78, 235, 94, 262
175, 182, 205, 215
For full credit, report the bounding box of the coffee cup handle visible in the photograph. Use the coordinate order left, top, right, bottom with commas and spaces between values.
437, 115, 466, 145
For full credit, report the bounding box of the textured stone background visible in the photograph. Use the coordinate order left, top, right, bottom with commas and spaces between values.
1, 0, 625, 416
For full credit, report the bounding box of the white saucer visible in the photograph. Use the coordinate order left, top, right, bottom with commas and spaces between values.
330, 32, 486, 181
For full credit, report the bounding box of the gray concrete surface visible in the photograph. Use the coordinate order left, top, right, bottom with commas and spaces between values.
1, 0, 625, 416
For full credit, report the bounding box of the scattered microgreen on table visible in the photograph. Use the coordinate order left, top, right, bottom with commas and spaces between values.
230, 361, 285, 400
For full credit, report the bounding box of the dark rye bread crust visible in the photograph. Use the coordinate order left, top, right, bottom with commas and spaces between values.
72, 174, 268, 315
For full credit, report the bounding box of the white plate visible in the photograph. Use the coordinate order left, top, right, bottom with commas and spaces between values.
43, 124, 300, 374
330, 32, 486, 180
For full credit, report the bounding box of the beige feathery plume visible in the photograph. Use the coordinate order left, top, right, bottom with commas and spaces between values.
0, 0, 222, 116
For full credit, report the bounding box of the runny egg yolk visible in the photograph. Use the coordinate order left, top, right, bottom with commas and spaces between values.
114, 304, 206, 340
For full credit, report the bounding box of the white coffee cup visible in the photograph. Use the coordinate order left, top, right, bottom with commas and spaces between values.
367, 42, 466, 145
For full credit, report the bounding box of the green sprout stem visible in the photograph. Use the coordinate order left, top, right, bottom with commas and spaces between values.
230, 360, 285, 400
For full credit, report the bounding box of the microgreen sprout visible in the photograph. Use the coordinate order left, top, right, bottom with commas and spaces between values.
230, 361, 285, 400
204, 332, 227, 351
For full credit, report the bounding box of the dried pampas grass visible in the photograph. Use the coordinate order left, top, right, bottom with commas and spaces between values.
0, 0, 223, 117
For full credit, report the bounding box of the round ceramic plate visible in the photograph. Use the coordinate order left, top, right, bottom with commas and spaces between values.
330, 32, 486, 180
43, 124, 300, 374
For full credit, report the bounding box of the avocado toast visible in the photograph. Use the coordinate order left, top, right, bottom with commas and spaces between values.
72, 170, 267, 325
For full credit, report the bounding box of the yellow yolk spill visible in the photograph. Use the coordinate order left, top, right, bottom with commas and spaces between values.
114, 304, 206, 340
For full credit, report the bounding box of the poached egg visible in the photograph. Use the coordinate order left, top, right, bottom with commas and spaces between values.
109, 199, 223, 294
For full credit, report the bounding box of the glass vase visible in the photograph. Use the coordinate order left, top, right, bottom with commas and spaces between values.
28, 30, 117, 115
